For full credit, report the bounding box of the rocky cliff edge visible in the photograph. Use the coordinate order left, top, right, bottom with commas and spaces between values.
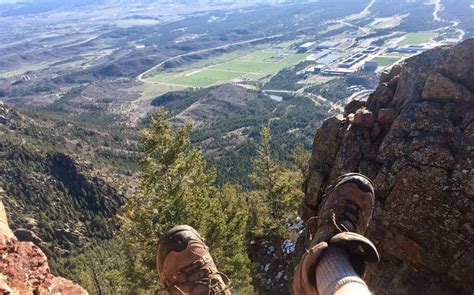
298, 39, 473, 294
0, 188, 87, 295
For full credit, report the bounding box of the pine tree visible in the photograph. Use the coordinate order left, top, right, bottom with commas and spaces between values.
293, 143, 311, 180
248, 126, 304, 293
118, 110, 253, 293
249, 126, 302, 237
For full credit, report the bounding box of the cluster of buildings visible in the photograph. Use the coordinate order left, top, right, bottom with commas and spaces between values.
298, 35, 437, 77
298, 40, 341, 53
299, 40, 382, 76
339, 52, 368, 68
297, 41, 316, 53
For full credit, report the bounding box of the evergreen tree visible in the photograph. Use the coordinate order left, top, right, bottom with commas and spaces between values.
248, 126, 304, 293
249, 126, 302, 237
293, 143, 311, 180
118, 110, 253, 293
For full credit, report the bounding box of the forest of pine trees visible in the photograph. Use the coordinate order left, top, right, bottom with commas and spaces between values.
1, 100, 313, 293
58, 109, 310, 294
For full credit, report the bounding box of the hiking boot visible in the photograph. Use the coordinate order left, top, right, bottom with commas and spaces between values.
292, 173, 380, 294
156, 225, 231, 295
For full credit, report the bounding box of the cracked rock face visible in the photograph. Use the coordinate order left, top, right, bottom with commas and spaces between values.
0, 188, 87, 295
297, 39, 473, 294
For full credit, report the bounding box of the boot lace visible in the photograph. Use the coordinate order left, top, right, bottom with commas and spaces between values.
332, 200, 361, 233
159, 260, 232, 295
307, 199, 361, 241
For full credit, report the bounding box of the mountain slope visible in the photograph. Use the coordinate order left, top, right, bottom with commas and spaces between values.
0, 143, 125, 255
0, 188, 87, 294
0, 102, 139, 273
153, 84, 331, 186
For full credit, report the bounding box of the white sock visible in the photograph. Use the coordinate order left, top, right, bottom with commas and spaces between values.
316, 246, 369, 295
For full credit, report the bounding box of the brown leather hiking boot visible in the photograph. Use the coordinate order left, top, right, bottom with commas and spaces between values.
156, 225, 231, 295
292, 173, 380, 295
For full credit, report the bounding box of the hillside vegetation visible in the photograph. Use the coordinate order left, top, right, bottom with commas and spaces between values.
0, 82, 323, 293
0, 101, 140, 274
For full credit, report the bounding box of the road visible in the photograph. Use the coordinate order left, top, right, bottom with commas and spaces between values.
263, 89, 329, 106
431, 0, 465, 41
336, 21, 370, 34
263, 88, 376, 114
361, 0, 377, 16
136, 34, 283, 83
432, 0, 443, 22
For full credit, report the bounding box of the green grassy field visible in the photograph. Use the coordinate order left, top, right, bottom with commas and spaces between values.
147, 49, 255, 78
169, 70, 244, 87
371, 56, 401, 68
240, 51, 284, 62
144, 50, 308, 88
397, 32, 437, 46
212, 60, 280, 73
275, 38, 302, 49
148, 72, 180, 83
211, 53, 307, 74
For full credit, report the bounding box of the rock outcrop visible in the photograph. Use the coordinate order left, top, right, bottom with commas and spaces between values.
297, 39, 473, 294
0, 188, 87, 295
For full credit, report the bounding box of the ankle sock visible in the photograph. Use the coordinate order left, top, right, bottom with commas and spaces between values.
315, 246, 369, 295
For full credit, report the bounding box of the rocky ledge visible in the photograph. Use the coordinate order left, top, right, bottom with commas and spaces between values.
297, 39, 473, 294
0, 188, 87, 295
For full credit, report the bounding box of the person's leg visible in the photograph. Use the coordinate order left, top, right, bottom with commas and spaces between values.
292, 173, 380, 295
316, 246, 370, 295
333, 283, 371, 295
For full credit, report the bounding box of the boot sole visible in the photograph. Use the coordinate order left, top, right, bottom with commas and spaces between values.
158, 225, 205, 250
160, 225, 204, 242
